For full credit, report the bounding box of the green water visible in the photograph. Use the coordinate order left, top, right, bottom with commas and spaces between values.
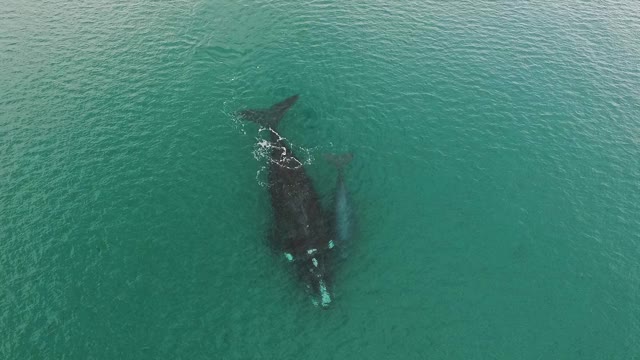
2, 0, 640, 358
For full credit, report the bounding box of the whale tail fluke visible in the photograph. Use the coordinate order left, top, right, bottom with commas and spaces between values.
237, 94, 299, 129
324, 153, 353, 172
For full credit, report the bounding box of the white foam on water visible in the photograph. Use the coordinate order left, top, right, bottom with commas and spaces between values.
252, 138, 272, 162
255, 166, 268, 188
252, 137, 306, 171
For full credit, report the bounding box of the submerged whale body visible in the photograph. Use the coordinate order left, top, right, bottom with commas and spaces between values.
238, 95, 334, 308
325, 153, 355, 259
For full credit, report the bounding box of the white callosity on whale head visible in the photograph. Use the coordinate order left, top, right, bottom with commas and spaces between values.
308, 281, 331, 308
312, 258, 318, 267
319, 279, 331, 307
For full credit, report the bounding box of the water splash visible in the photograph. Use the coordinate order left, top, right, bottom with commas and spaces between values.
251, 127, 315, 171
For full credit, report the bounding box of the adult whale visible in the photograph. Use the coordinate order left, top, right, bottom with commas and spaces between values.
238, 95, 334, 308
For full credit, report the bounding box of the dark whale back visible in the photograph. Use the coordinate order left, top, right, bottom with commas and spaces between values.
237, 95, 334, 308
267, 134, 330, 255
237, 95, 330, 255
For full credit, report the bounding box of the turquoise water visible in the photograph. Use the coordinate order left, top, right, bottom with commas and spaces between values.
2, 0, 640, 358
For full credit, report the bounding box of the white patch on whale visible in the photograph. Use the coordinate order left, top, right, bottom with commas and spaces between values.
319, 280, 331, 307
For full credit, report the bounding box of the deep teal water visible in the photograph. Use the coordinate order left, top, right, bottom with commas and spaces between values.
2, 0, 640, 358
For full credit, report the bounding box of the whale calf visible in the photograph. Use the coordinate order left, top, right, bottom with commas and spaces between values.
238, 95, 335, 308
325, 153, 355, 259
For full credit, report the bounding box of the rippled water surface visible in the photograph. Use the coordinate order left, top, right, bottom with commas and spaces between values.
2, 0, 640, 358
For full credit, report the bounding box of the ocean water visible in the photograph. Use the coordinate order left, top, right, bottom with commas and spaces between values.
2, 0, 640, 358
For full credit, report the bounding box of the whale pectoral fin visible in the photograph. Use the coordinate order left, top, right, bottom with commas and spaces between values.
238, 109, 279, 128
238, 109, 264, 122
270, 94, 299, 114
237, 95, 299, 129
